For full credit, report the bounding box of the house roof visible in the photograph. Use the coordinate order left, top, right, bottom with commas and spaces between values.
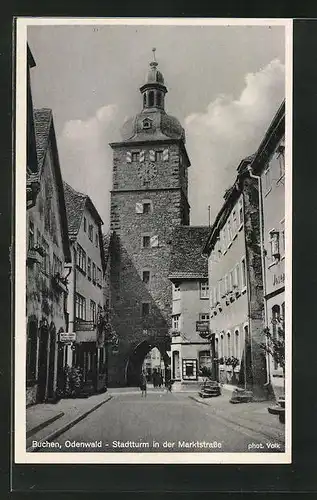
32, 108, 71, 262
168, 226, 210, 281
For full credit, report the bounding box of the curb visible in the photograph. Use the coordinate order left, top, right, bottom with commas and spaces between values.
189, 395, 284, 443
27, 395, 113, 452
26, 411, 65, 439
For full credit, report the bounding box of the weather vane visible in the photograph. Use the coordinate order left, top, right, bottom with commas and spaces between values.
152, 47, 157, 62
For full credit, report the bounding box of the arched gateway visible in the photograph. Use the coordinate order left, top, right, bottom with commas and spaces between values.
107, 52, 191, 388
125, 337, 171, 387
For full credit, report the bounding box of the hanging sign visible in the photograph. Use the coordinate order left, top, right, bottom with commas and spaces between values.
59, 332, 76, 342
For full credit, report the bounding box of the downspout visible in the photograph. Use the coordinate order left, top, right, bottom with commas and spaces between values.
247, 166, 270, 387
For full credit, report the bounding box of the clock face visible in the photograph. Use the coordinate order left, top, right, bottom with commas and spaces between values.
137, 162, 158, 182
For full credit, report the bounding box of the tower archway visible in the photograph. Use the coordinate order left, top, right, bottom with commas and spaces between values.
125, 338, 171, 387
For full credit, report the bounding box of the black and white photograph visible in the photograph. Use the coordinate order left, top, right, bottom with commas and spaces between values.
15, 18, 292, 464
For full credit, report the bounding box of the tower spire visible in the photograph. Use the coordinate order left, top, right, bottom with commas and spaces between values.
151, 47, 157, 66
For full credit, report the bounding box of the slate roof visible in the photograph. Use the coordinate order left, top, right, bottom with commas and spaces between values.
168, 226, 211, 281
63, 182, 87, 239
33, 109, 53, 172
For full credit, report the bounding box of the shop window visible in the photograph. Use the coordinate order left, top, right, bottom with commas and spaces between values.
182, 359, 197, 380
142, 302, 150, 317
200, 281, 209, 299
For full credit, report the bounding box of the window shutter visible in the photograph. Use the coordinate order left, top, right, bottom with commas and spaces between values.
126, 151, 132, 163
149, 150, 155, 162
135, 202, 143, 214
150, 235, 159, 248
163, 148, 169, 161
139, 150, 145, 162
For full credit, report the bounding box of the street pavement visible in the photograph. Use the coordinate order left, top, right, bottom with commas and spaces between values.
35, 388, 285, 453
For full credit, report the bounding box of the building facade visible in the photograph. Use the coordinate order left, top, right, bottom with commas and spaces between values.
203, 157, 268, 399
250, 102, 285, 399
63, 182, 107, 394
108, 53, 191, 386
26, 108, 71, 405
169, 226, 211, 388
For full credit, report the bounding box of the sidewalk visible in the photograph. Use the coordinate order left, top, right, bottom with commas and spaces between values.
26, 392, 112, 451
189, 391, 285, 443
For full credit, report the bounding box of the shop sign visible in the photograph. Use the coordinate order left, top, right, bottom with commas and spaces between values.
75, 320, 95, 331
59, 332, 76, 342
196, 321, 210, 333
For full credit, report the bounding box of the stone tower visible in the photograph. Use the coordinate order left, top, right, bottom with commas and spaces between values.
108, 51, 191, 386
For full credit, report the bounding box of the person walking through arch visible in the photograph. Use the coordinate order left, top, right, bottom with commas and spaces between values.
139, 369, 147, 397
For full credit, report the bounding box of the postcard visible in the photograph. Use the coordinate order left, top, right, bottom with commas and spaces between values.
14, 17, 292, 464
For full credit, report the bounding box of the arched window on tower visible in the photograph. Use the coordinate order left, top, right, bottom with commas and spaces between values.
156, 91, 162, 108
148, 91, 154, 107
143, 93, 147, 107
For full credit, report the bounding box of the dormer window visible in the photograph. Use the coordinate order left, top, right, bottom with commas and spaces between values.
142, 118, 152, 130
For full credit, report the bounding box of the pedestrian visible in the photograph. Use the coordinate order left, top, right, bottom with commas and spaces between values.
139, 370, 147, 397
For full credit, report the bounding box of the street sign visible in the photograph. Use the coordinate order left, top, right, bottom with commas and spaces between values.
75, 320, 95, 331
59, 332, 76, 342
196, 321, 210, 333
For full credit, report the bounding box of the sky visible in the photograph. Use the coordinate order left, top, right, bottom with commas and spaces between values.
27, 22, 286, 230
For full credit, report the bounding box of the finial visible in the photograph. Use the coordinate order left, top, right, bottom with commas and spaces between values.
150, 47, 158, 67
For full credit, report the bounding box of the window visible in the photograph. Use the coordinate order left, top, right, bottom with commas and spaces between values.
172, 314, 180, 331
88, 224, 93, 242
132, 152, 140, 162
173, 283, 181, 299
75, 293, 86, 320
143, 94, 146, 107
227, 219, 232, 243
269, 229, 280, 262
92, 263, 96, 284
232, 210, 237, 233
83, 217, 87, 232
148, 90, 154, 107
142, 235, 150, 248
42, 237, 50, 274
264, 167, 271, 193
222, 226, 227, 249
220, 278, 226, 298
142, 270, 150, 284
76, 244, 86, 273
95, 232, 99, 247
241, 257, 246, 289
142, 302, 150, 317
277, 140, 285, 178
224, 274, 229, 294
90, 300, 96, 323
238, 198, 243, 227
143, 180, 150, 187
28, 220, 34, 249
97, 267, 102, 287
200, 281, 209, 299
52, 253, 62, 276
142, 118, 152, 129
156, 92, 162, 107
199, 313, 210, 321
280, 220, 285, 257
182, 359, 197, 380
87, 257, 91, 280
234, 330, 240, 358
143, 202, 151, 214
199, 350, 212, 370
227, 332, 231, 357
234, 263, 241, 291
229, 270, 235, 292
220, 334, 224, 359
155, 151, 163, 161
